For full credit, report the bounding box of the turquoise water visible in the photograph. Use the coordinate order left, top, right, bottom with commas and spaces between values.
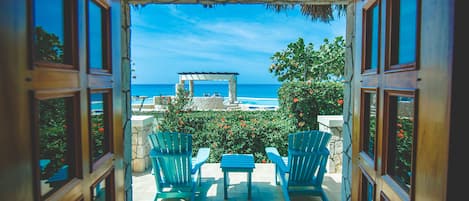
131, 84, 281, 106
132, 84, 280, 98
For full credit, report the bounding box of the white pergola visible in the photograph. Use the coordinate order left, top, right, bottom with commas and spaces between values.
176, 72, 239, 104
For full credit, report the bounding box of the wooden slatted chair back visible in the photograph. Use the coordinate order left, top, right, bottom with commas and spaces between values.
287, 130, 332, 185
148, 132, 193, 186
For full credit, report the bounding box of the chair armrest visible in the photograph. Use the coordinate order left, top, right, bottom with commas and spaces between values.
323, 148, 330, 156
192, 148, 211, 174
265, 147, 288, 172
47, 165, 69, 183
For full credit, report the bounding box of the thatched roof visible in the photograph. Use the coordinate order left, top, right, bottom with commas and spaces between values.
265, 3, 346, 23
127, 0, 348, 23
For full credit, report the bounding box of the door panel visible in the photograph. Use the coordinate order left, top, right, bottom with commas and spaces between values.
0, 0, 122, 200
353, 0, 452, 200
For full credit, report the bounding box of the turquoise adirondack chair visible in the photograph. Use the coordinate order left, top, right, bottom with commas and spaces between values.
265, 130, 332, 201
148, 132, 211, 201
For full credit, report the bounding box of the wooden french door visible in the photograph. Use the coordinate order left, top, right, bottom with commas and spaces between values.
352, 0, 453, 201
0, 0, 123, 200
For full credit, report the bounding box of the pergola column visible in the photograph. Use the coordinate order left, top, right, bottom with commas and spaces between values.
189, 80, 194, 96
177, 72, 238, 102
228, 76, 237, 104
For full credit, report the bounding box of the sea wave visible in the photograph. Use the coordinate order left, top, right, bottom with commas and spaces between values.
236, 97, 278, 107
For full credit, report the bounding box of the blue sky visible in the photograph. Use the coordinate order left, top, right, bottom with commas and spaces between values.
130, 4, 346, 84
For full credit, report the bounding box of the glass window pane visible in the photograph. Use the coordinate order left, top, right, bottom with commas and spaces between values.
89, 1, 104, 69
391, 0, 417, 65
38, 97, 75, 197
34, 0, 70, 64
380, 193, 390, 201
364, 3, 379, 71
398, 0, 417, 64
93, 177, 107, 201
387, 95, 414, 193
363, 93, 377, 159
90, 93, 109, 162
361, 174, 374, 201
369, 5, 379, 69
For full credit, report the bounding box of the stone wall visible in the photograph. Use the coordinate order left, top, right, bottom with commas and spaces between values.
190, 96, 226, 110
121, 3, 133, 200
131, 115, 154, 173
131, 96, 229, 111
318, 115, 344, 174
342, 3, 355, 200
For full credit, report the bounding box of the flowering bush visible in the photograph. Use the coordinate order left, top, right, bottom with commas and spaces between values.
278, 81, 344, 130
394, 117, 414, 191
367, 115, 413, 191
90, 113, 105, 161
150, 110, 295, 163
38, 98, 69, 180
145, 80, 344, 163
156, 85, 192, 132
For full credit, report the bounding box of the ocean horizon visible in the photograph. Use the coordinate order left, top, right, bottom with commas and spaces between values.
131, 84, 281, 106
131, 84, 281, 98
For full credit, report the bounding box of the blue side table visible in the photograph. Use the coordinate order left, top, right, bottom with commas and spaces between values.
220, 154, 255, 200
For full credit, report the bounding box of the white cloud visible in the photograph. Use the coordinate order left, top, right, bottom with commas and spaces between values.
130, 4, 346, 84
167, 5, 198, 24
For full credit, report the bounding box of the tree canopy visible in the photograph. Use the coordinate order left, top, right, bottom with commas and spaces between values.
269, 36, 345, 82
34, 26, 64, 63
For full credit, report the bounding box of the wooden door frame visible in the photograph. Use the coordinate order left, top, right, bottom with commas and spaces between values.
351, 0, 457, 200
0, 0, 123, 200
2, 0, 466, 201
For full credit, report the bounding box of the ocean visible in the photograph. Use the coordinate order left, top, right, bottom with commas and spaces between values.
131, 84, 281, 106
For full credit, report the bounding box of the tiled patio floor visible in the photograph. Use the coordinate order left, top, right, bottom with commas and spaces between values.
132, 163, 342, 201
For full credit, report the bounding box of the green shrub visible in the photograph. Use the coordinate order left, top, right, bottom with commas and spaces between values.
278, 81, 344, 130
394, 117, 414, 189
156, 85, 192, 132
149, 110, 294, 163
39, 98, 70, 179
141, 80, 344, 163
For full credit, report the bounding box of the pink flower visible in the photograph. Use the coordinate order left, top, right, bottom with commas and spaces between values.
337, 99, 344, 105
397, 132, 404, 139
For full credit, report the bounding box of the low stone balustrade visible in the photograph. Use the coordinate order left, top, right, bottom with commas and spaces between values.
318, 115, 344, 174
131, 115, 154, 173
190, 96, 226, 110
